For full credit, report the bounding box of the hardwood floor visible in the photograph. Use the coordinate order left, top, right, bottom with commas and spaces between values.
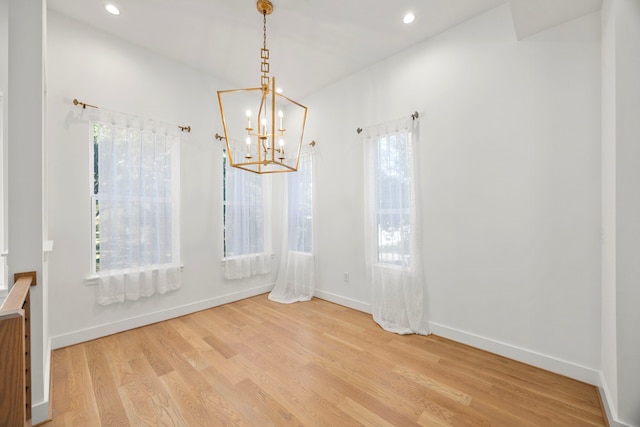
41, 294, 606, 426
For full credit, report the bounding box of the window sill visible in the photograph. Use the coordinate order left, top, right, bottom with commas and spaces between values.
85, 264, 184, 286
220, 252, 275, 266
44, 240, 54, 253
373, 262, 412, 272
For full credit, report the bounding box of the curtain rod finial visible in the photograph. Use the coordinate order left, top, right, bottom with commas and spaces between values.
72, 98, 97, 109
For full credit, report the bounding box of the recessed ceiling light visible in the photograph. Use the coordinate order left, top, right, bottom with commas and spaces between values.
403, 12, 415, 24
105, 4, 120, 15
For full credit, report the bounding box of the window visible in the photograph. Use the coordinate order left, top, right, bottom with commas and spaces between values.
374, 130, 412, 267
222, 149, 272, 280
364, 120, 427, 334
223, 150, 266, 257
287, 154, 313, 253
92, 118, 180, 274
0, 93, 5, 292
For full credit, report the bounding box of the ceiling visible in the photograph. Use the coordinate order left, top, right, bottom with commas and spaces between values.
47, 0, 602, 100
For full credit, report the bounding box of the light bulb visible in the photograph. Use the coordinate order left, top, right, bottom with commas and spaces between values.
403, 12, 415, 24
105, 4, 120, 15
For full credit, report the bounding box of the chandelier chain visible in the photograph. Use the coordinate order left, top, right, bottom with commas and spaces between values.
262, 10, 269, 83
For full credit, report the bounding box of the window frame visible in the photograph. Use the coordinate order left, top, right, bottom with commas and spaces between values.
372, 129, 413, 269
222, 149, 271, 259
90, 120, 181, 275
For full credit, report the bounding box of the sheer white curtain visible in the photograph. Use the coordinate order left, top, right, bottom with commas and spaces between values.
94, 111, 181, 305
270, 153, 315, 303
223, 152, 272, 279
363, 117, 429, 335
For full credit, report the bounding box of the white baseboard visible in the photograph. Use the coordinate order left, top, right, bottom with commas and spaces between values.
32, 399, 50, 426
314, 289, 372, 314
598, 372, 632, 427
31, 337, 53, 425
312, 292, 602, 388
50, 284, 274, 349
428, 321, 600, 385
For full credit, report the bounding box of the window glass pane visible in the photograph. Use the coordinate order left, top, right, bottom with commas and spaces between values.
288, 155, 312, 253
375, 131, 411, 266
223, 151, 265, 257
93, 120, 176, 272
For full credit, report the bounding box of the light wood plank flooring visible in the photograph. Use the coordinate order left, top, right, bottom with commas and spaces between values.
41, 294, 606, 426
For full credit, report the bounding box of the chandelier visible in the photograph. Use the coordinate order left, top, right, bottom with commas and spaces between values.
216, 0, 308, 174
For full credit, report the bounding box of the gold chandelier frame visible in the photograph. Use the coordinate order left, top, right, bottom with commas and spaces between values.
216, 0, 308, 174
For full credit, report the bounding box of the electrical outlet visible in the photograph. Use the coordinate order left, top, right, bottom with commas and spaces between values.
343, 272, 350, 282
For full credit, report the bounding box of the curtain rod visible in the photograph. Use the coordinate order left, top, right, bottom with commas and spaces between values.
356, 111, 419, 134
72, 98, 191, 133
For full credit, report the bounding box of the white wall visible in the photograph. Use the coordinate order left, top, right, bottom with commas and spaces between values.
615, 0, 640, 420
0, 0, 6, 146
0, 0, 7, 295
46, 11, 282, 347
306, 3, 602, 382
601, 0, 619, 420
7, 0, 48, 423
602, 0, 640, 425
0, 0, 6, 109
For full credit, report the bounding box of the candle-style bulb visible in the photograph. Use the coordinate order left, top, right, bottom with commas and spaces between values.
245, 110, 252, 130
245, 136, 253, 159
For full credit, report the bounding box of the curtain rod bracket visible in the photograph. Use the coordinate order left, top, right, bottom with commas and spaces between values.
215, 133, 226, 141
179, 125, 191, 133
73, 98, 98, 109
